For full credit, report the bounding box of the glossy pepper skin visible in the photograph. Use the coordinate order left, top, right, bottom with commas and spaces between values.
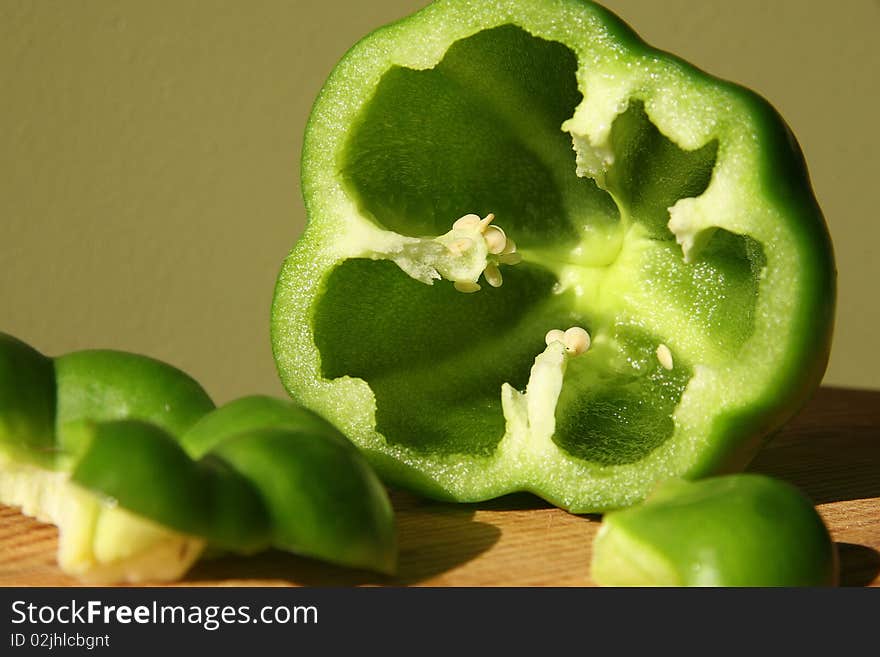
0, 333, 396, 582
271, 0, 835, 512
591, 474, 839, 586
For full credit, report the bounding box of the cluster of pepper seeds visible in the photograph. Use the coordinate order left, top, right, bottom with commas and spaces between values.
448, 213, 522, 293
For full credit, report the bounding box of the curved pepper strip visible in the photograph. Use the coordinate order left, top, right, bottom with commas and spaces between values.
0, 333, 396, 582
73, 398, 396, 573
591, 474, 838, 586
271, 0, 835, 512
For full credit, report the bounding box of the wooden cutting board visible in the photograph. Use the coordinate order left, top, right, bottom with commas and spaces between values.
1, 386, 878, 586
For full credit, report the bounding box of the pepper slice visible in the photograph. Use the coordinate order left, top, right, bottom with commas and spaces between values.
0, 333, 395, 582
591, 474, 838, 586
271, 0, 835, 512
0, 333, 215, 582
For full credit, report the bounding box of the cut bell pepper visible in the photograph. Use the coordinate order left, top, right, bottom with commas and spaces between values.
271, 0, 835, 512
0, 333, 396, 582
591, 474, 838, 586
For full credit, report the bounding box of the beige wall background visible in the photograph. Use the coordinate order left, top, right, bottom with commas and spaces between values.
1, 0, 877, 403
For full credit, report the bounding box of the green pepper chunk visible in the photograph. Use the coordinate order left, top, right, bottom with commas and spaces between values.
69, 420, 271, 552
0, 333, 57, 468
0, 335, 216, 582
0, 333, 396, 581
181, 394, 354, 457
271, 0, 835, 512
72, 399, 397, 574
209, 428, 396, 574
591, 474, 838, 586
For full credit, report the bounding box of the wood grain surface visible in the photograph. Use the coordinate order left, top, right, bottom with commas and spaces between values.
1, 386, 878, 587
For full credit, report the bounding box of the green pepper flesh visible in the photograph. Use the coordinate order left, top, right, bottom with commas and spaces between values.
272, 0, 835, 511
0, 334, 396, 581
591, 474, 839, 586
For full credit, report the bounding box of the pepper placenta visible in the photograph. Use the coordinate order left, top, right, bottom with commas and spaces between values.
0, 332, 396, 582
591, 474, 838, 586
271, 0, 835, 512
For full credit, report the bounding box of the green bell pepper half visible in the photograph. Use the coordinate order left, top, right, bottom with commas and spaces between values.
0, 333, 396, 581
591, 474, 838, 586
271, 0, 835, 512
